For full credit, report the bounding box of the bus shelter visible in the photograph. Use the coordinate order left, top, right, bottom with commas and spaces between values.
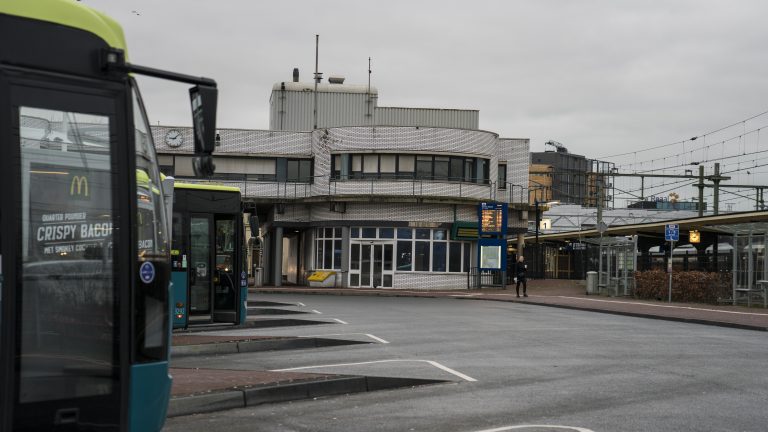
710, 223, 768, 307
585, 235, 637, 297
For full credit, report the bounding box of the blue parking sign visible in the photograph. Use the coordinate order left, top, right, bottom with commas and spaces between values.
665, 224, 679, 242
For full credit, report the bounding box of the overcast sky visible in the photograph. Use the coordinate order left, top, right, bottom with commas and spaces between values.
88, 0, 768, 208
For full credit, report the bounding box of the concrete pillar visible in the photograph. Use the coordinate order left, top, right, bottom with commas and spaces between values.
516, 233, 525, 258
274, 226, 283, 287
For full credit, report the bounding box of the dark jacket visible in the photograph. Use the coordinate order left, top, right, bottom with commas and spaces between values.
515, 261, 527, 279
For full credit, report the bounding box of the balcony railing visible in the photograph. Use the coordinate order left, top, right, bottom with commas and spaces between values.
173, 175, 529, 204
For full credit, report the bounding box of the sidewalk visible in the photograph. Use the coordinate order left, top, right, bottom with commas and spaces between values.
168, 279, 768, 417
254, 279, 768, 331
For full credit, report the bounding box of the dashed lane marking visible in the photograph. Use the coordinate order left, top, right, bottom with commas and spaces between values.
272, 359, 476, 382
364, 333, 389, 344
333, 318, 349, 324
299, 332, 390, 344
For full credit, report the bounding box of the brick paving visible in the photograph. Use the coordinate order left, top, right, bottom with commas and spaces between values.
170, 368, 332, 396
172, 334, 282, 346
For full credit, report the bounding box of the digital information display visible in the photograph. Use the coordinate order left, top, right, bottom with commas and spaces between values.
477, 202, 508, 236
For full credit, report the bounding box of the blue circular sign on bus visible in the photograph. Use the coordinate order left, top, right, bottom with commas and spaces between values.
140, 261, 155, 284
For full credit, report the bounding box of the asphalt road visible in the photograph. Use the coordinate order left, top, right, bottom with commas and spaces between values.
164, 294, 768, 432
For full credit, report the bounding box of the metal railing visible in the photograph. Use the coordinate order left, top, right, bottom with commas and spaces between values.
467, 267, 506, 289
174, 175, 531, 204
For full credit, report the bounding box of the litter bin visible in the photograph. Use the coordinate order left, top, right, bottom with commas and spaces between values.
253, 266, 263, 287
586, 271, 598, 294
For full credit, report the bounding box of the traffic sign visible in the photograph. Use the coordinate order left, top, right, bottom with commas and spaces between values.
665, 224, 679, 242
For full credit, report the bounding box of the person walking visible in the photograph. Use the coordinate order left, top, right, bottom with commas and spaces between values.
515, 256, 528, 298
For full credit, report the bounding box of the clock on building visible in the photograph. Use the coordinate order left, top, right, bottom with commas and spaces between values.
164, 129, 184, 147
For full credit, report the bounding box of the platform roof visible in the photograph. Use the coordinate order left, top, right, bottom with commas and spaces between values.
526, 210, 768, 242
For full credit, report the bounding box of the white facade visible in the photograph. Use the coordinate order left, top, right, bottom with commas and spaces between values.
154, 78, 530, 290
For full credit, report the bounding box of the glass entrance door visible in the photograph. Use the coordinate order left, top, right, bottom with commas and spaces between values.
189, 215, 212, 319
349, 242, 394, 288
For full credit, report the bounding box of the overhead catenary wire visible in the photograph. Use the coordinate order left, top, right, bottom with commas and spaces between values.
597, 109, 768, 159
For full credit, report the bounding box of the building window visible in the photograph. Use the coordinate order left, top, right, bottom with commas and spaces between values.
351, 155, 362, 179
397, 241, 412, 271
330, 153, 490, 184
315, 227, 342, 270
433, 156, 449, 180
478, 159, 489, 185
277, 158, 312, 183
498, 163, 507, 189
380, 154, 396, 178
398, 155, 415, 179
414, 241, 430, 271
391, 228, 470, 274
450, 157, 464, 181
363, 154, 379, 179
416, 156, 432, 180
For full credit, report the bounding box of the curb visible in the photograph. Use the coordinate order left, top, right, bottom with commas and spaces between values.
172, 317, 333, 334
504, 298, 768, 332
255, 288, 768, 332
168, 375, 445, 417
171, 337, 370, 357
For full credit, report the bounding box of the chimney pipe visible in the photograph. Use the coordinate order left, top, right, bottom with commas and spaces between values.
292, 68, 299, 82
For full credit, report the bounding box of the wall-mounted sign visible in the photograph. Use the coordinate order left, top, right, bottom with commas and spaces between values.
689, 230, 701, 244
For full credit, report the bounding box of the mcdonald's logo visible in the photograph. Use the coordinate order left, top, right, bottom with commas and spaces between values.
70, 175, 89, 197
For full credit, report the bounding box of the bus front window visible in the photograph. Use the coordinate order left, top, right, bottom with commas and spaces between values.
18, 106, 115, 403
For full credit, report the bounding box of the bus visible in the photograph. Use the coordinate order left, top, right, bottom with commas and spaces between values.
171, 183, 247, 329
1, 1, 218, 431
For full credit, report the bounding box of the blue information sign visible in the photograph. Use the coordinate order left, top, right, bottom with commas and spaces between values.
664, 224, 679, 242
477, 202, 508, 236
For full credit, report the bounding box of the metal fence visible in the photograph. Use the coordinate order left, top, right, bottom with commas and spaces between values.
467, 267, 506, 289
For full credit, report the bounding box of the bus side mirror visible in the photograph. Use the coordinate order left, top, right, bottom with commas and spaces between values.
249, 215, 259, 238
189, 84, 218, 155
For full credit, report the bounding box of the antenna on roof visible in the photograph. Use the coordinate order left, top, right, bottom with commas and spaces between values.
313, 35, 320, 130
367, 57, 372, 119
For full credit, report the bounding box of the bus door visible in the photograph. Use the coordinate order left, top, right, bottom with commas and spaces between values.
1, 73, 128, 430
188, 214, 213, 322
213, 215, 239, 323
186, 214, 240, 325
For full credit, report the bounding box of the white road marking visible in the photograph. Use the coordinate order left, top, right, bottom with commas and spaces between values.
312, 309, 322, 314
364, 333, 389, 344
298, 332, 390, 344
473, 425, 595, 432
272, 359, 476, 382
297, 302, 306, 307
333, 318, 349, 324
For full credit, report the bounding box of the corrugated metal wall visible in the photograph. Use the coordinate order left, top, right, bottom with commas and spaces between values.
269, 86, 478, 131
374, 107, 479, 129
269, 88, 377, 131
